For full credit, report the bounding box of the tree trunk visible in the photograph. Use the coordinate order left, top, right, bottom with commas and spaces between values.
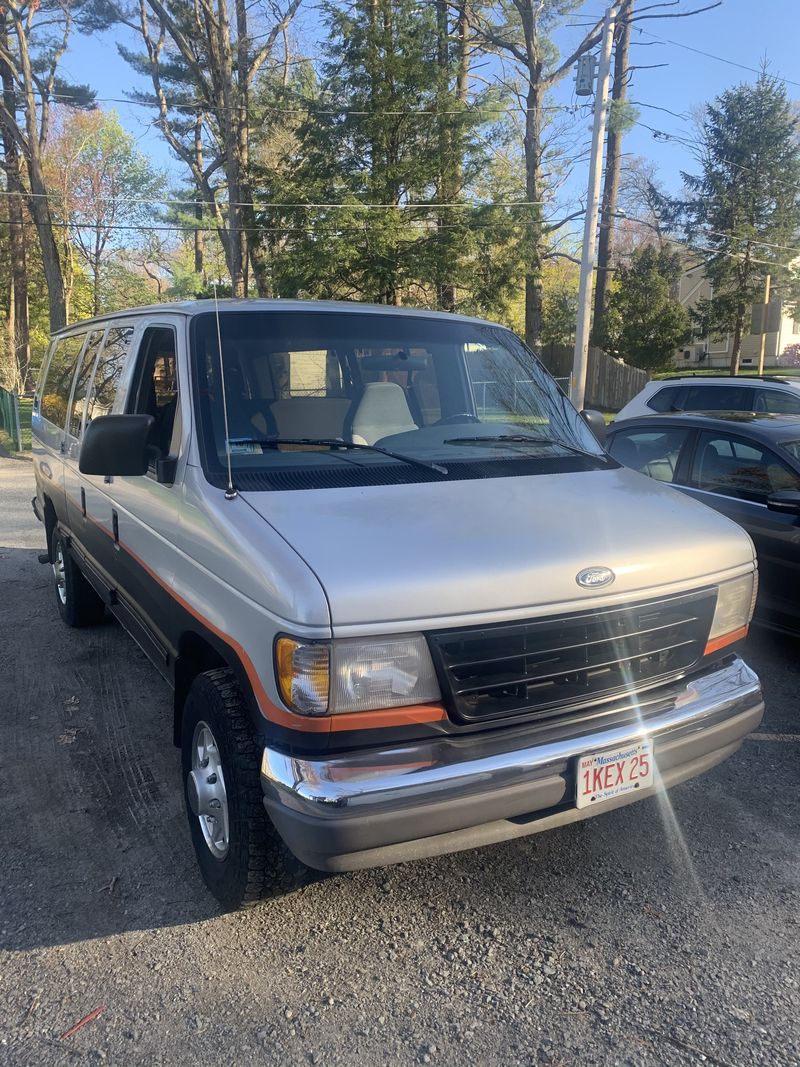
593, 0, 632, 340
194, 199, 204, 277
93, 256, 101, 317
213, 0, 245, 296
729, 305, 744, 376
12, 17, 67, 330
27, 171, 67, 330
435, 0, 455, 312
0, 22, 29, 385
249, 235, 273, 297
194, 117, 204, 280
524, 78, 544, 348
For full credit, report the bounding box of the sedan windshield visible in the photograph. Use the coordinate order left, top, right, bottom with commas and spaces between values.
190, 310, 605, 488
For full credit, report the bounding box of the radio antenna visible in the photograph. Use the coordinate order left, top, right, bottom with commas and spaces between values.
212, 283, 237, 500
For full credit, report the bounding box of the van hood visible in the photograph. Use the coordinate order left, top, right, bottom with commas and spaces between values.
241, 466, 755, 631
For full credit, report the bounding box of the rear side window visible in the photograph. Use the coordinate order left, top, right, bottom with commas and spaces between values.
646, 387, 681, 413
67, 331, 104, 439
691, 432, 800, 500
85, 326, 134, 424
755, 388, 800, 415
40, 333, 87, 427
682, 385, 751, 411
607, 428, 688, 483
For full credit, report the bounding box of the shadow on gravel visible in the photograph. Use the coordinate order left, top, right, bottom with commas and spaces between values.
2, 547, 221, 952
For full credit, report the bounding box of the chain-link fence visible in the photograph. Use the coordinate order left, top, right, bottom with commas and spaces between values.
0, 386, 22, 451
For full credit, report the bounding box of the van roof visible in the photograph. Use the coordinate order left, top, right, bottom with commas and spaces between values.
50, 298, 504, 336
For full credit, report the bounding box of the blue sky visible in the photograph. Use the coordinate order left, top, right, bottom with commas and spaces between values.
61, 0, 799, 199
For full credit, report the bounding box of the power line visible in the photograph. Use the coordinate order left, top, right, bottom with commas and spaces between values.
632, 118, 800, 197
0, 216, 555, 234
634, 27, 800, 89
0, 188, 544, 211
20, 87, 590, 120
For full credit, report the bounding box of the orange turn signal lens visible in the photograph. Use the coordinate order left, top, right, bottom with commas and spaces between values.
704, 624, 749, 657
275, 637, 330, 716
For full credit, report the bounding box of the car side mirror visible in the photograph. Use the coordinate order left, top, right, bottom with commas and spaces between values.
79, 414, 155, 477
767, 490, 800, 516
580, 409, 607, 446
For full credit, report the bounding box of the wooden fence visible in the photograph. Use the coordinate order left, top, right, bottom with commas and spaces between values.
538, 343, 649, 412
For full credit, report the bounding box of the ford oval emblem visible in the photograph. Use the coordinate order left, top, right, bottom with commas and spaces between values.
576, 566, 615, 589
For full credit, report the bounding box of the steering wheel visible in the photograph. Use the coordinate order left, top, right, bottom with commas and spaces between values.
435, 413, 481, 426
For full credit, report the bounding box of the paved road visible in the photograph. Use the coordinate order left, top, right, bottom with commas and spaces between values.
1, 454, 799, 1066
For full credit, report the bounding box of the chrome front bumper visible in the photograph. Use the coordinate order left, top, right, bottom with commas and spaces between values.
260, 657, 763, 872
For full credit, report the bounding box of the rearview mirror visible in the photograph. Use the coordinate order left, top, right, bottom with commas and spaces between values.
580, 409, 607, 446
767, 490, 800, 516
79, 414, 155, 477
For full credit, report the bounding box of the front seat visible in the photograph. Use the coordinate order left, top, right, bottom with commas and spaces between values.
349, 382, 418, 445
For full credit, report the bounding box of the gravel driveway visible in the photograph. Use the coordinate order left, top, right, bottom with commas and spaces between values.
1, 453, 799, 1067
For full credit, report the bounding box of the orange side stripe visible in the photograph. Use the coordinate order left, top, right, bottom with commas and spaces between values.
78, 510, 447, 733
704, 624, 749, 657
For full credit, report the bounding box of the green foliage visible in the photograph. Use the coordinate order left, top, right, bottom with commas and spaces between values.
594, 245, 692, 371
269, 0, 522, 314
537, 257, 580, 346
607, 99, 639, 136
675, 72, 800, 370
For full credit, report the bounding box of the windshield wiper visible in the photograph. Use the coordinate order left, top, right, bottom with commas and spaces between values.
228, 437, 449, 475
444, 434, 604, 461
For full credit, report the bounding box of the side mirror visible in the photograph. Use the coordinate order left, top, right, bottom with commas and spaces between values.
580, 408, 607, 446
79, 414, 155, 477
767, 490, 800, 516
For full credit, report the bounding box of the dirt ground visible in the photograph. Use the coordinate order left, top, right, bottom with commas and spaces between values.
1, 452, 799, 1066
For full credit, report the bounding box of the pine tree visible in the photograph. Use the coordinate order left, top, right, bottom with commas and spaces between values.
595, 245, 691, 371
274, 0, 518, 311
677, 72, 800, 375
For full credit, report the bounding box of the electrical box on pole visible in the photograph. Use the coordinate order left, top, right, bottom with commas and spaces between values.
575, 54, 597, 96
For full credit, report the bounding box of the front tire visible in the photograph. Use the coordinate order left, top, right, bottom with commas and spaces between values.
181, 669, 313, 910
51, 528, 106, 627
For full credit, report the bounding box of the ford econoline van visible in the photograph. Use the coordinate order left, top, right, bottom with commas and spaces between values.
31, 300, 763, 910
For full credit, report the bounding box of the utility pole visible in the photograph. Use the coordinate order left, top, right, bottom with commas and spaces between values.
593, 0, 633, 340
571, 3, 617, 411
757, 273, 771, 375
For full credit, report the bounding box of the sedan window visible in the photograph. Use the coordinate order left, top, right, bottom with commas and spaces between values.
646, 386, 681, 413
607, 428, 688, 483
690, 432, 800, 501
682, 385, 751, 411
755, 388, 800, 415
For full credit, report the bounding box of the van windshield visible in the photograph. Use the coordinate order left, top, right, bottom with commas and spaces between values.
190, 310, 605, 488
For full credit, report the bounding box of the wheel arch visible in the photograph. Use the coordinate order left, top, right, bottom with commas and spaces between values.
172, 628, 265, 748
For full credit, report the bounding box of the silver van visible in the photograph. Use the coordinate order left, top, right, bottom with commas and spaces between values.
32, 300, 764, 910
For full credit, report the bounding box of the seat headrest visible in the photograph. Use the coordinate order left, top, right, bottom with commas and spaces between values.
349, 382, 418, 446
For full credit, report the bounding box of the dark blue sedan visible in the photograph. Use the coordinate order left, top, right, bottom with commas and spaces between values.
606, 411, 800, 635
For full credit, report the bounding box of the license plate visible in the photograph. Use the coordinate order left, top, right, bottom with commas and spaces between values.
576, 740, 653, 810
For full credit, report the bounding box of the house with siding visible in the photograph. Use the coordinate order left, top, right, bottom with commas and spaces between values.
673, 263, 800, 369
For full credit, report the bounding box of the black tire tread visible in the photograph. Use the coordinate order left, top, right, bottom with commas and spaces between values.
51, 528, 105, 628
183, 668, 314, 910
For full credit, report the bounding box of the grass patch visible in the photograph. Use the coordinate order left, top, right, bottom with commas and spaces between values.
18, 396, 32, 450
0, 395, 32, 452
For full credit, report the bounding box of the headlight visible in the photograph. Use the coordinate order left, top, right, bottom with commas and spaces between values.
705, 572, 757, 654
275, 633, 441, 716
